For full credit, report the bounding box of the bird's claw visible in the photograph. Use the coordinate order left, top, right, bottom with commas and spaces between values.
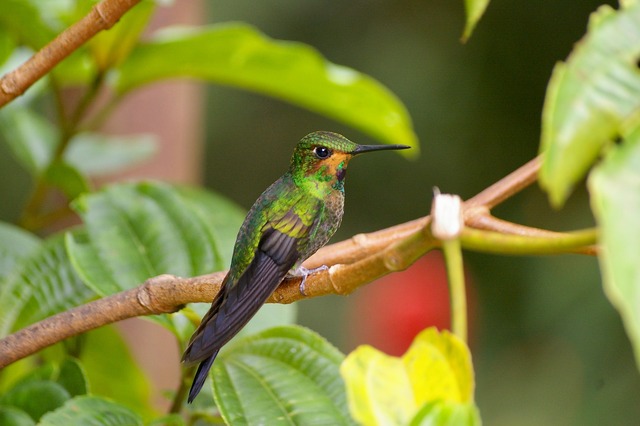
299, 274, 308, 296
289, 265, 329, 296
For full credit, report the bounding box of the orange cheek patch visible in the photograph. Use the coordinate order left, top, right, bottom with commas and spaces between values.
325, 154, 351, 174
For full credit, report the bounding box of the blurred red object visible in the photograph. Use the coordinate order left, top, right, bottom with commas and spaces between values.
347, 251, 475, 356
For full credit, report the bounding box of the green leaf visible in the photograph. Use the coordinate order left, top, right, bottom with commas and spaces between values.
212, 325, 355, 426
15, 361, 57, 384
0, 380, 70, 421
235, 303, 297, 340
56, 358, 89, 397
64, 228, 122, 295
0, 106, 57, 174
16, 363, 57, 386
0, 112, 156, 181
147, 414, 185, 426
410, 401, 481, 426
65, 133, 157, 177
0, 406, 36, 426
462, 0, 490, 42
78, 326, 155, 420
89, 0, 155, 70
0, 0, 56, 49
0, 28, 15, 66
0, 222, 40, 281
8, 358, 88, 398
539, 1, 640, 206
67, 182, 244, 295
44, 161, 91, 200
113, 24, 418, 151
341, 328, 477, 426
589, 131, 640, 370
0, 231, 95, 337
51, 48, 97, 87
176, 186, 246, 268
39, 396, 143, 426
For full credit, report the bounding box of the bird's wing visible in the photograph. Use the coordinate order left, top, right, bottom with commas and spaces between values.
182, 208, 312, 364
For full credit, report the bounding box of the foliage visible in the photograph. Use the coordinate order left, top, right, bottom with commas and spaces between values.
539, 0, 640, 206
212, 326, 354, 425
341, 328, 480, 426
0, 0, 639, 425
539, 0, 640, 370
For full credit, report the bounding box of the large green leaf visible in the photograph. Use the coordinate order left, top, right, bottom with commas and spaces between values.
212, 325, 355, 426
0, 231, 95, 337
539, 1, 640, 206
67, 181, 245, 295
38, 396, 143, 426
78, 326, 155, 420
0, 222, 40, 281
113, 24, 418, 151
175, 186, 246, 268
589, 131, 640, 370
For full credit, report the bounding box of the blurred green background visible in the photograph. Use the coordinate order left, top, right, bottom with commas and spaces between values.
1, 0, 638, 424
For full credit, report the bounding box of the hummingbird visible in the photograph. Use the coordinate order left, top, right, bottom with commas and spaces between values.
182, 131, 410, 402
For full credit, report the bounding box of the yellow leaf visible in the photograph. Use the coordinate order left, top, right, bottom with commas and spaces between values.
405, 328, 474, 404
341, 327, 476, 426
341, 345, 416, 426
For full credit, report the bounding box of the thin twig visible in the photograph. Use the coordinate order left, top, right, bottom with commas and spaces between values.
465, 214, 597, 255
465, 156, 541, 209
460, 227, 598, 255
170, 365, 196, 414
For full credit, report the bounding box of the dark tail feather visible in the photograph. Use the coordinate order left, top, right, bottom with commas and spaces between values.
187, 350, 219, 403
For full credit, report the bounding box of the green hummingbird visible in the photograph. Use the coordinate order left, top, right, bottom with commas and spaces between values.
182, 131, 410, 402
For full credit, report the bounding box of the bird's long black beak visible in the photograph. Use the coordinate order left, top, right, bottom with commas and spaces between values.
352, 144, 411, 155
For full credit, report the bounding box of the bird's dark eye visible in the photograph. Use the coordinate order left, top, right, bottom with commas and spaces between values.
314, 146, 332, 159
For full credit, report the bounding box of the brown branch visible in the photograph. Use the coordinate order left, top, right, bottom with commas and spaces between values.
303, 216, 429, 269
0, 273, 221, 368
0, 0, 141, 107
0, 156, 598, 368
465, 155, 541, 209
